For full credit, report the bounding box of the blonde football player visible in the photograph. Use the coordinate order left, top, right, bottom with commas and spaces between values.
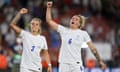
10, 8, 52, 72
46, 1, 106, 72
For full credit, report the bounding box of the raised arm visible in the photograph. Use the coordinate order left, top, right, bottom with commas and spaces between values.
87, 41, 106, 69
46, 1, 58, 31
10, 8, 28, 34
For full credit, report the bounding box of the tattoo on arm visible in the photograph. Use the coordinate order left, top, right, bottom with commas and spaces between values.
91, 48, 101, 62
11, 12, 22, 25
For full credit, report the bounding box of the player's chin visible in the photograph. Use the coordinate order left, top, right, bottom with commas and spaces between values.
31, 30, 36, 32
70, 24, 74, 27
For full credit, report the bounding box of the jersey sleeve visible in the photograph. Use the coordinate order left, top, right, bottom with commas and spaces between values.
57, 25, 67, 34
19, 30, 26, 38
42, 37, 48, 50
19, 30, 25, 37
84, 31, 91, 43
19, 30, 28, 40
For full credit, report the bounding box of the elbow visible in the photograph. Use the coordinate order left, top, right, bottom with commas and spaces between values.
10, 22, 14, 27
10, 23, 13, 27
46, 20, 50, 24
10, 22, 16, 28
46, 19, 49, 23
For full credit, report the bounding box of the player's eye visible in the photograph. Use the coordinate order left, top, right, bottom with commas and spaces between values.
31, 22, 34, 25
36, 24, 39, 26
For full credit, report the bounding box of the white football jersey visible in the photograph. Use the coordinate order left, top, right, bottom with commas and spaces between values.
57, 25, 91, 65
20, 30, 48, 71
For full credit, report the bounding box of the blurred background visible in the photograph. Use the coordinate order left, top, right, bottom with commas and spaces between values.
0, 0, 120, 72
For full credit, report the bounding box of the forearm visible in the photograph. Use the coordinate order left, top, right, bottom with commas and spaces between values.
46, 7, 52, 23
88, 42, 102, 63
91, 47, 102, 63
10, 12, 22, 25
45, 52, 51, 65
90, 46, 107, 69
10, 12, 22, 34
87, 41, 107, 69
10, 8, 27, 34
41, 50, 51, 65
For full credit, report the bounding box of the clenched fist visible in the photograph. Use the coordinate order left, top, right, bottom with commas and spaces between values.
47, 1, 53, 8
19, 8, 28, 14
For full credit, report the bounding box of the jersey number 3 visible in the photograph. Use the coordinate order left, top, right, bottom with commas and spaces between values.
31, 46, 35, 52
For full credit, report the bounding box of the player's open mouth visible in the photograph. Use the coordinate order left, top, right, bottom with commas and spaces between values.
71, 22, 74, 24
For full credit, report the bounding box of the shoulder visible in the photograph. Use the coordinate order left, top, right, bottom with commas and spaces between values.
39, 35, 47, 43
79, 30, 89, 35
20, 30, 30, 37
40, 35, 45, 38
57, 25, 69, 33
78, 29, 87, 33
40, 35, 46, 39
58, 25, 69, 30
83, 30, 88, 33
22, 30, 30, 34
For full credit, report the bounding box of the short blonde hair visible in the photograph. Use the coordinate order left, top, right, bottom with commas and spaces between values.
31, 18, 42, 34
77, 15, 86, 28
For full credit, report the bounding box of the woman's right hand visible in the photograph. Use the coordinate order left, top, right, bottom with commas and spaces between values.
47, 1, 53, 8
19, 8, 28, 14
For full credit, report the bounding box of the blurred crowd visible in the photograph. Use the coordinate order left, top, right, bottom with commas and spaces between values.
0, 0, 120, 72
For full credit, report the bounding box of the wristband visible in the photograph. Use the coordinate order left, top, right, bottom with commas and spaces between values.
48, 64, 52, 67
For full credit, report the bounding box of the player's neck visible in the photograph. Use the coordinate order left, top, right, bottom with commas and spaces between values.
31, 32, 39, 36
70, 27, 79, 30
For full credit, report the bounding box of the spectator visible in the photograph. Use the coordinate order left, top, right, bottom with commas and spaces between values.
12, 37, 22, 72
0, 22, 8, 38
5, 28, 16, 48
0, 50, 8, 72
